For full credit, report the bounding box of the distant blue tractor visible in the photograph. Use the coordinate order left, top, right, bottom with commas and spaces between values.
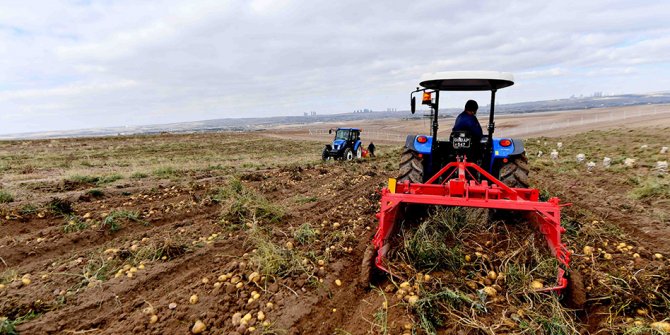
322, 128, 363, 161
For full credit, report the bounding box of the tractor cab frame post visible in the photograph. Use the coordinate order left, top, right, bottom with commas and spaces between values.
485, 88, 497, 170
431, 90, 440, 153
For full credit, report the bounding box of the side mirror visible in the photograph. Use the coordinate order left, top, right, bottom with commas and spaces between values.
328, 129, 333, 134
411, 96, 416, 114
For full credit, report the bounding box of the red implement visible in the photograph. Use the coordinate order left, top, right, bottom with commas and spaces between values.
372, 159, 570, 292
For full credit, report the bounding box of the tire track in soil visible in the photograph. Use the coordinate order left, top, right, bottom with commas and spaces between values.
4, 179, 230, 333
19, 241, 245, 334
249, 163, 396, 334
5, 160, 397, 334
0, 189, 220, 269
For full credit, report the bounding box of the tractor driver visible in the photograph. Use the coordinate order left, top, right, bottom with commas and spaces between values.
452, 99, 483, 141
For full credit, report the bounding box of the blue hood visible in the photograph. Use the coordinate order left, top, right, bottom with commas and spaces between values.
333, 139, 346, 148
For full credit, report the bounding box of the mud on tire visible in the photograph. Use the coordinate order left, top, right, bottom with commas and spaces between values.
398, 147, 423, 183
499, 154, 530, 188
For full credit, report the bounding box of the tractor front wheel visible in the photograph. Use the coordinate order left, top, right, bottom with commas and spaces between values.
398, 147, 423, 183
343, 148, 354, 161
499, 154, 530, 188
322, 148, 330, 161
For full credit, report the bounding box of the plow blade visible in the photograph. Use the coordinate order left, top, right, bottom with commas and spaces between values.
370, 160, 571, 292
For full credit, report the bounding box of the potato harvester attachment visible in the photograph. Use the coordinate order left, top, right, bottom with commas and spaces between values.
368, 157, 571, 292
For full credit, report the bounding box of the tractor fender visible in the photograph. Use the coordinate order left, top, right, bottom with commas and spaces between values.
404, 135, 417, 150
510, 138, 525, 155
404, 135, 432, 154
324, 144, 332, 151
492, 138, 524, 158
354, 140, 362, 151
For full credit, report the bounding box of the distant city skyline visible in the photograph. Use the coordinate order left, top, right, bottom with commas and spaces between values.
1, 0, 670, 135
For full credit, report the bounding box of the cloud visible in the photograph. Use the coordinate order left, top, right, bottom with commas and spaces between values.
1, 0, 670, 134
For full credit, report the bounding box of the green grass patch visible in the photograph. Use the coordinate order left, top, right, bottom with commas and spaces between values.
97, 173, 122, 184
152, 167, 178, 178
630, 176, 670, 200
63, 215, 89, 233
216, 178, 284, 225
0, 190, 13, 203
100, 210, 143, 233
414, 287, 483, 334
293, 223, 317, 245
67, 174, 99, 184
295, 196, 318, 204
130, 172, 149, 179
86, 189, 104, 197
251, 232, 301, 277
18, 204, 38, 216
46, 197, 74, 216
0, 310, 41, 335
401, 207, 482, 271
84, 257, 120, 282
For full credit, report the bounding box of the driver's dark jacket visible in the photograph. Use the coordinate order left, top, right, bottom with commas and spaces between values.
452, 111, 483, 139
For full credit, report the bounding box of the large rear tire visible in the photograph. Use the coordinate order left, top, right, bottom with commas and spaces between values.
491, 153, 530, 223
499, 154, 530, 188
343, 148, 354, 161
398, 147, 423, 183
359, 244, 377, 289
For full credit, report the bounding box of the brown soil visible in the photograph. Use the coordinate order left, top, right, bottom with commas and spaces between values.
0, 126, 668, 334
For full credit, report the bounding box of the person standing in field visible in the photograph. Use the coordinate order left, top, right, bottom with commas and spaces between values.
367, 142, 376, 157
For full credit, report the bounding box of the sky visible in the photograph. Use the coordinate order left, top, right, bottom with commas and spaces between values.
1, 0, 670, 135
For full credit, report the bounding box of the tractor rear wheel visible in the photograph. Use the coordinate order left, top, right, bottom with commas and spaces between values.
344, 148, 354, 161
499, 154, 530, 188
359, 244, 377, 288
398, 147, 423, 183
356, 146, 363, 159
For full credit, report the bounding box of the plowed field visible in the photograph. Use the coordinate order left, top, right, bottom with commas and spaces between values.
1, 128, 668, 334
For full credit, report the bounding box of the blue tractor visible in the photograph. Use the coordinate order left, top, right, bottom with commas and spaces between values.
400, 71, 529, 187
322, 128, 364, 161
361, 72, 585, 307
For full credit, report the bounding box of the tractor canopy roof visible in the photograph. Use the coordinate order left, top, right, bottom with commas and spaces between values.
337, 127, 360, 131
419, 71, 514, 91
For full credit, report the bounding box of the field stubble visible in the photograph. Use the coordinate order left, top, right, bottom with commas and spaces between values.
0, 128, 668, 334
